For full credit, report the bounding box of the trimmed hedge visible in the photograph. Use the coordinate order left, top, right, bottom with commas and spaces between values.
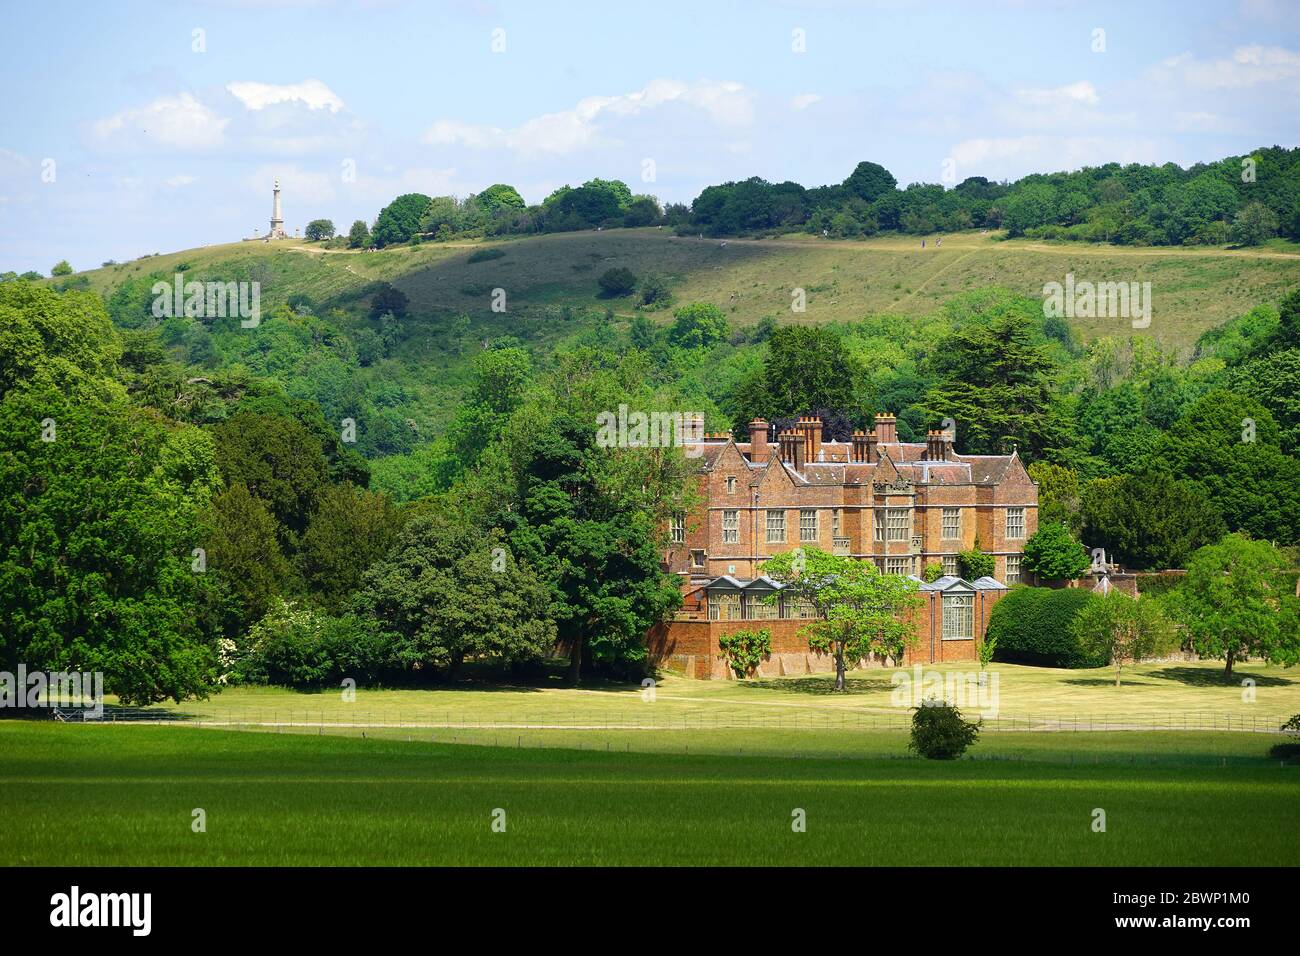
986, 587, 1108, 668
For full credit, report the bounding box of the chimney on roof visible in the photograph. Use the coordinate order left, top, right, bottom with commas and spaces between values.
748, 418, 770, 457
851, 430, 869, 463
925, 429, 955, 461
778, 430, 805, 469
874, 412, 897, 444
797, 415, 822, 463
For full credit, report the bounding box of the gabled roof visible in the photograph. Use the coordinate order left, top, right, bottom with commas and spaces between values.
911, 574, 1007, 592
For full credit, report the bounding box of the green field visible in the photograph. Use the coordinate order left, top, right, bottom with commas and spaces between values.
79, 229, 1300, 353
112, 661, 1300, 738
2, 723, 1295, 866
7, 662, 1298, 865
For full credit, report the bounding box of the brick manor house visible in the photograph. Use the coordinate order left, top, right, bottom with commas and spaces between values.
647, 414, 1039, 679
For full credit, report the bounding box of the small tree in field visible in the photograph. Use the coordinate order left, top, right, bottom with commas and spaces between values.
717, 627, 772, 678
305, 219, 336, 241
978, 633, 997, 671
910, 702, 979, 759
1073, 591, 1176, 687
763, 548, 922, 691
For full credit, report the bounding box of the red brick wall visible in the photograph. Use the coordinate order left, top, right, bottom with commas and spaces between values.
649, 587, 1007, 680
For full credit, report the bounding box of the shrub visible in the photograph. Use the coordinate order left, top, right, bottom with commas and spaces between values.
957, 547, 995, 580
910, 702, 979, 759
1022, 521, 1090, 581
638, 274, 673, 308
467, 247, 505, 264
231, 600, 400, 687
717, 627, 772, 678
922, 561, 944, 583
985, 587, 1107, 668
597, 267, 637, 297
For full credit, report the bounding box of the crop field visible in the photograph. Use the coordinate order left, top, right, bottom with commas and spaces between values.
4, 660, 1296, 866
2, 722, 1295, 866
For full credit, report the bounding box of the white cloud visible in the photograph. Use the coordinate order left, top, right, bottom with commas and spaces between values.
164, 174, 197, 188
790, 93, 821, 110
1152, 45, 1300, 90
424, 79, 755, 156
1014, 80, 1100, 108
90, 93, 228, 151
949, 135, 1165, 180
226, 79, 346, 112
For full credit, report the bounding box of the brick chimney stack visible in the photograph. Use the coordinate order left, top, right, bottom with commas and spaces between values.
778, 430, 806, 469
748, 418, 770, 458
796, 415, 823, 463
851, 430, 870, 463
874, 412, 897, 444
925, 429, 955, 461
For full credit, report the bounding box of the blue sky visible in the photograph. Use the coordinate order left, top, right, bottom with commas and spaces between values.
1, 0, 1297, 273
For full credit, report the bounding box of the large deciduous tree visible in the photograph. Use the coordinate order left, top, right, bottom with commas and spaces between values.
762, 548, 922, 691
355, 515, 555, 677
1177, 534, 1298, 678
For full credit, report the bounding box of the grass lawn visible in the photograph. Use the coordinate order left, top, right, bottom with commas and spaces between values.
2, 723, 1296, 866
114, 661, 1300, 739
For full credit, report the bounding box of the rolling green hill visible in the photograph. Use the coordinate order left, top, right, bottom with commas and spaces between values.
79, 228, 1300, 354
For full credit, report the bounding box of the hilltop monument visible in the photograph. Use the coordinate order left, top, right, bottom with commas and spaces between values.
245, 179, 291, 241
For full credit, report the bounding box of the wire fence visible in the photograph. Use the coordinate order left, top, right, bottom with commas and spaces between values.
67, 706, 1296, 735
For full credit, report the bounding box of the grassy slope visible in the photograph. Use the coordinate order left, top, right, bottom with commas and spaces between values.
2, 723, 1294, 865
80, 230, 1300, 354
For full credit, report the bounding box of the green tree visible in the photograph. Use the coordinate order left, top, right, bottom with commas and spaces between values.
1231, 201, 1279, 246
347, 220, 371, 248
475, 183, 526, 215
1152, 390, 1300, 542
1177, 534, 1297, 678
0, 385, 219, 704
668, 302, 729, 349
50, 260, 73, 277
763, 547, 922, 690
202, 482, 295, 631
298, 484, 404, 612
1027, 461, 1083, 534
597, 267, 637, 297
1081, 472, 1226, 570
211, 412, 331, 547
356, 516, 556, 677
1022, 522, 1090, 582
1073, 592, 1177, 686
920, 304, 1063, 458
733, 325, 860, 429
842, 161, 898, 203
0, 282, 123, 402
372, 193, 432, 247
304, 219, 336, 241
